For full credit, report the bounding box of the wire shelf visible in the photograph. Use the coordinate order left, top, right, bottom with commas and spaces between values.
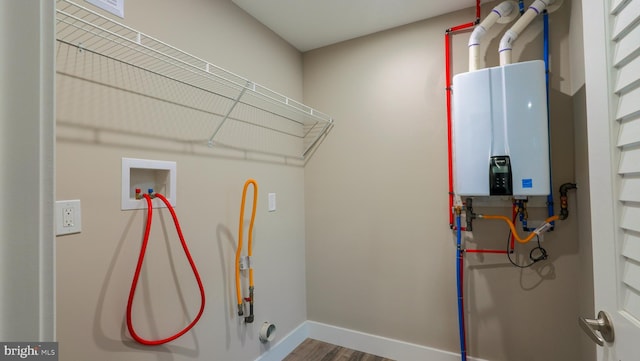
55, 0, 333, 159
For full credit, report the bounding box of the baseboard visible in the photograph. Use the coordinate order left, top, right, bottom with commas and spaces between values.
306, 321, 489, 361
254, 322, 309, 361
254, 320, 489, 361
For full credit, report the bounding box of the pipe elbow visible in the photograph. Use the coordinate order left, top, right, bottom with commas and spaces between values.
469, 2, 518, 70
531, 0, 554, 13
468, 25, 487, 47
499, 0, 551, 65
499, 29, 519, 53
470, 1, 514, 48
468, 24, 487, 71
559, 182, 577, 196
493, 1, 517, 18
558, 182, 576, 220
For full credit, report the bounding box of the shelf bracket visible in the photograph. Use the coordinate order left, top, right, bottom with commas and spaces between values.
208, 81, 253, 147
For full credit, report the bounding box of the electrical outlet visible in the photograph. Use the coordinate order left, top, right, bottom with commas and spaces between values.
56, 200, 82, 236
63, 207, 74, 227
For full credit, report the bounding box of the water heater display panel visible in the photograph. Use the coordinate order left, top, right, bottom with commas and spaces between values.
489, 156, 513, 195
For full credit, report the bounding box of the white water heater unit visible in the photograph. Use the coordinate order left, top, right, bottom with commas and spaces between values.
452, 60, 550, 197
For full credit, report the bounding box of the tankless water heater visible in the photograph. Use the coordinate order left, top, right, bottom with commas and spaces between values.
452, 60, 550, 197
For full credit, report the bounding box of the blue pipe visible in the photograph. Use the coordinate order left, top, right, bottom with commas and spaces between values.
519, 0, 525, 15
456, 213, 467, 361
543, 10, 555, 228
516, 200, 535, 232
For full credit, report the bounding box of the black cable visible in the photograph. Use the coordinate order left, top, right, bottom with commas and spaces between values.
506, 231, 548, 268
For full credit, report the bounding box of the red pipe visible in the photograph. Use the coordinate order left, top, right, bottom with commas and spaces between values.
446, 32, 454, 228
126, 193, 206, 345
465, 249, 509, 254
449, 22, 476, 32
447, 4, 480, 360
445, 0, 479, 228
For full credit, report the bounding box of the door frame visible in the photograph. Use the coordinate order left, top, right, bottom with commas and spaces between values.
0, 0, 56, 340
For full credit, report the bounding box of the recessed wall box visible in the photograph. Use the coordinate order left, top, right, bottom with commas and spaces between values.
452, 60, 550, 197
122, 158, 176, 210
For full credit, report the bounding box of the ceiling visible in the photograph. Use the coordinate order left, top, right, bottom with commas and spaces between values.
231, 0, 483, 52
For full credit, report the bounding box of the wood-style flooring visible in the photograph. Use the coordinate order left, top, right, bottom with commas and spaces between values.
283, 338, 395, 361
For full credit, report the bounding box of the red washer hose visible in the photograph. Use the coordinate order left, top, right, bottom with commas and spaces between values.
126, 193, 206, 345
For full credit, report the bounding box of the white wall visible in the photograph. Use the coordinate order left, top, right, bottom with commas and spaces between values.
0, 0, 55, 341
56, 0, 307, 359
303, 1, 586, 360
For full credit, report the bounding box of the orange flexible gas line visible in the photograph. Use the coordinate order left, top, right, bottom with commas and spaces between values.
235, 179, 258, 319
480, 214, 560, 244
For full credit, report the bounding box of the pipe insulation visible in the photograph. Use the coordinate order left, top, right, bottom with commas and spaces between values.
499, 0, 556, 65
468, 1, 517, 71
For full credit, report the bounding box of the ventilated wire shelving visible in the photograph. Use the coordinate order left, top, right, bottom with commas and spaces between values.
55, 0, 333, 160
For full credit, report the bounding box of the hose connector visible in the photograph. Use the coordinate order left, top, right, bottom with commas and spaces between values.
247, 287, 255, 323
237, 303, 244, 317
244, 292, 254, 323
